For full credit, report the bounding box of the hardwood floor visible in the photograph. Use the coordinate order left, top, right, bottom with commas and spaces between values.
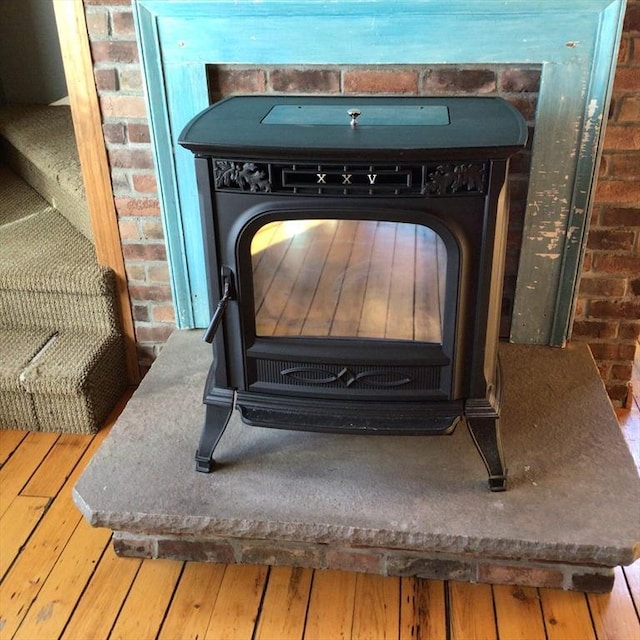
1, 392, 639, 640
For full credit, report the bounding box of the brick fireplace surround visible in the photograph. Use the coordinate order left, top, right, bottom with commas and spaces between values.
83, 0, 639, 406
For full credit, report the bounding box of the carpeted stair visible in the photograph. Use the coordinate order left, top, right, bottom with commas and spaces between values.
0, 104, 127, 434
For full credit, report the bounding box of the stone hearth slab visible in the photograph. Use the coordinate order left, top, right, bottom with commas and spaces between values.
73, 331, 640, 592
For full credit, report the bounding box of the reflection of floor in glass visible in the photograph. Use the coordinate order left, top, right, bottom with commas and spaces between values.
251, 219, 446, 342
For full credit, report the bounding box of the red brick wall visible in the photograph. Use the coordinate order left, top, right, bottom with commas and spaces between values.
572, 1, 640, 406
84, 0, 639, 405
85, 0, 172, 371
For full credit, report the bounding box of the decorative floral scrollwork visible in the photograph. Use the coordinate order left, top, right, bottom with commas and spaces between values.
424, 162, 485, 195
214, 160, 239, 189
214, 160, 272, 192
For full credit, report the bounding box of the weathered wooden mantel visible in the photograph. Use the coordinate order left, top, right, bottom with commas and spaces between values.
132, 0, 626, 346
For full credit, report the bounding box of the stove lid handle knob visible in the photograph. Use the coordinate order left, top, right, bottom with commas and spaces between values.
348, 108, 361, 127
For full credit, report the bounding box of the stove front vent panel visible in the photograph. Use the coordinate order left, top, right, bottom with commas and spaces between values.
213, 160, 487, 197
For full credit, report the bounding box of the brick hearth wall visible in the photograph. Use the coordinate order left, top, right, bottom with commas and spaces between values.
573, 1, 640, 406
84, 0, 639, 406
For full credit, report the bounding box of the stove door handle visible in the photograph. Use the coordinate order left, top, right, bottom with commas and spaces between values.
203, 268, 235, 344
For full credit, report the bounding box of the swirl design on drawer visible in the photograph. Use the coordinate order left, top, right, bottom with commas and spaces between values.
281, 366, 412, 388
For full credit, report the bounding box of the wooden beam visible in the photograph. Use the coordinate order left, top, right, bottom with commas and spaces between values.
52, 0, 140, 385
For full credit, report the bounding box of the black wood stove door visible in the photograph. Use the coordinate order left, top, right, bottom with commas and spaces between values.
215, 197, 473, 404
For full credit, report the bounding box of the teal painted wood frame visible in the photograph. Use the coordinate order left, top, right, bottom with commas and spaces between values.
133, 0, 626, 345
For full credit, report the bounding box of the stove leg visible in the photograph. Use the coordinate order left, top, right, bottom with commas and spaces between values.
195, 403, 233, 473
466, 417, 507, 491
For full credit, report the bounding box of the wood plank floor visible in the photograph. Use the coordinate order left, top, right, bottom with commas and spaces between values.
1, 391, 639, 640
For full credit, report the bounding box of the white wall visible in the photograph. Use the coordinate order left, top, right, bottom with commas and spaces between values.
0, 0, 67, 104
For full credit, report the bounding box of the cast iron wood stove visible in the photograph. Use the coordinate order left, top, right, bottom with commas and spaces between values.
179, 96, 527, 491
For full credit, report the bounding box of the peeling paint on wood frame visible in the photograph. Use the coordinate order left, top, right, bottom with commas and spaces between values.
133, 0, 627, 346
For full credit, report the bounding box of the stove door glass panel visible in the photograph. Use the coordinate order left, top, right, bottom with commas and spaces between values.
250, 219, 447, 343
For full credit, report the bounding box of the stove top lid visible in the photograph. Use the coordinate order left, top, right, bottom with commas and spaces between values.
178, 96, 528, 160
261, 104, 451, 126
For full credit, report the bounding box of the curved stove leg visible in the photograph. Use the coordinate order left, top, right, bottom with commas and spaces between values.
466, 416, 507, 491
195, 402, 233, 473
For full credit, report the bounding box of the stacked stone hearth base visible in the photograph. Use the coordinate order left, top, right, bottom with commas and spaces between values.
73, 331, 640, 593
